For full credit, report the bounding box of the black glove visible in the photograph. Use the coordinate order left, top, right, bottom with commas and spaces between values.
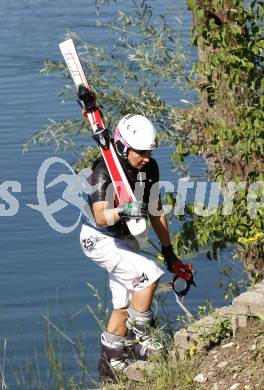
161, 244, 179, 272
118, 201, 148, 220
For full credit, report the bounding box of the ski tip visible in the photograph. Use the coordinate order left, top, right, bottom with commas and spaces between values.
59, 38, 73, 47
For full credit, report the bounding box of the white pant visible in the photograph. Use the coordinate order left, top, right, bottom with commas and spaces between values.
80, 224, 164, 309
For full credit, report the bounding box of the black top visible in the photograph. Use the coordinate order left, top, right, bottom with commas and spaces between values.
83, 154, 160, 237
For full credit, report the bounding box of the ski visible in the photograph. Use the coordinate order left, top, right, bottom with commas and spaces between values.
59, 38, 146, 236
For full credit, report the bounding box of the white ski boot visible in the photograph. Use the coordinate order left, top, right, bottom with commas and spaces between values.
98, 331, 128, 383
126, 307, 164, 360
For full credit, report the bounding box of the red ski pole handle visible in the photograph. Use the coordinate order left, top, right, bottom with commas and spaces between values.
170, 259, 193, 281
169, 259, 196, 297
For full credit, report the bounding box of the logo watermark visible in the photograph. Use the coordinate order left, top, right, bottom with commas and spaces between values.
0, 157, 263, 233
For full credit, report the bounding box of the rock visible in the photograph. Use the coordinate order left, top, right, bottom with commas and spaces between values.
232, 290, 264, 316
176, 348, 187, 360
124, 361, 157, 383
173, 328, 192, 359
238, 315, 248, 328
231, 303, 249, 316
207, 369, 215, 379
217, 361, 229, 369
221, 342, 235, 349
216, 306, 233, 317
232, 315, 239, 337
250, 281, 264, 292
169, 281, 264, 390
189, 315, 216, 335
229, 384, 240, 390
194, 373, 208, 383
174, 328, 191, 350
168, 349, 179, 362
232, 314, 247, 336
211, 350, 218, 354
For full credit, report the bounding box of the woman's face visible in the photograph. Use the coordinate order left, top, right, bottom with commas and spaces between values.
127, 149, 151, 170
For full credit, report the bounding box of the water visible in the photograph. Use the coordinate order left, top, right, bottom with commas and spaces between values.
0, 0, 246, 387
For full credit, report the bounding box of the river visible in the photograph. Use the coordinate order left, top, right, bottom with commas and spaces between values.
0, 0, 247, 388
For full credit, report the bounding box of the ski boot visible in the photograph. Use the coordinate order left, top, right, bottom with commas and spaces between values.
126, 307, 164, 361
98, 331, 128, 383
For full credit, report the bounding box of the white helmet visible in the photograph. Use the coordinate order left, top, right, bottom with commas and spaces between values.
114, 114, 157, 156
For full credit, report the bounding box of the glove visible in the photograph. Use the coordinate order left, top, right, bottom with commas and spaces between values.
118, 201, 148, 220
161, 244, 180, 272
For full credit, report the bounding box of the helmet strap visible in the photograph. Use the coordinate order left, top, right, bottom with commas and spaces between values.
115, 140, 128, 158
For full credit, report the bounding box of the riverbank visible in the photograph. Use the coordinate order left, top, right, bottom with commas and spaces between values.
104, 282, 264, 390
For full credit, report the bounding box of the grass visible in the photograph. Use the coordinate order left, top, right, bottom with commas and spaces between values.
0, 339, 8, 390
102, 352, 204, 390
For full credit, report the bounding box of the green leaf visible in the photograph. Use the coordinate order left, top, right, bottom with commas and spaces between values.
252, 44, 261, 54
257, 39, 264, 48
187, 0, 197, 10
196, 9, 205, 19
229, 24, 242, 35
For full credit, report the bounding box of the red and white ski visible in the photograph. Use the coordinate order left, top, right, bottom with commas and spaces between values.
59, 38, 146, 236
